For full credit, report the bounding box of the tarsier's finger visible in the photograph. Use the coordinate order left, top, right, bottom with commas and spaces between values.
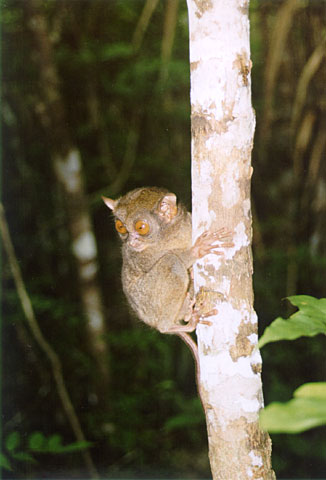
201, 236, 232, 247
212, 231, 233, 240
209, 244, 234, 252
198, 308, 218, 323
200, 231, 210, 238
198, 229, 226, 240
218, 241, 234, 247
199, 319, 213, 326
196, 230, 232, 248
199, 247, 224, 256
212, 228, 229, 236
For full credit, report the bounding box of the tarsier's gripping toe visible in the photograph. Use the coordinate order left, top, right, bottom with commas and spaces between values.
194, 307, 218, 326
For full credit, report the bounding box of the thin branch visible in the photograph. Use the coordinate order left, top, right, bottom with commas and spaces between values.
251, 199, 266, 259
307, 122, 326, 186
87, 80, 117, 181
108, 114, 141, 196
132, 0, 159, 53
160, 0, 179, 84
90, 112, 141, 204
291, 35, 326, 131
300, 121, 326, 249
0, 203, 99, 480
261, 0, 305, 144
293, 110, 316, 177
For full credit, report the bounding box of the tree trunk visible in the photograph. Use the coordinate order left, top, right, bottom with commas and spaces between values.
187, 1, 275, 479
24, 0, 110, 400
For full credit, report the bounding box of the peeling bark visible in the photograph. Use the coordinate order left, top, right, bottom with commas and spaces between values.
187, 1, 275, 478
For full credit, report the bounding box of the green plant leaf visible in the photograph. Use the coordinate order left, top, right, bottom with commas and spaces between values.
5, 432, 21, 452
11, 451, 37, 464
99, 43, 133, 61
288, 295, 326, 320
53, 440, 92, 453
164, 413, 202, 432
294, 382, 326, 400
259, 295, 326, 348
0, 453, 12, 471
28, 432, 46, 451
42, 436, 92, 454
46, 434, 63, 452
260, 397, 326, 433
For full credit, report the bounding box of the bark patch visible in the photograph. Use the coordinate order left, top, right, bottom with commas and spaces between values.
246, 422, 276, 480
230, 319, 256, 361
251, 362, 262, 375
190, 60, 200, 71
238, 1, 249, 15
233, 50, 252, 86
191, 109, 234, 137
194, 0, 213, 18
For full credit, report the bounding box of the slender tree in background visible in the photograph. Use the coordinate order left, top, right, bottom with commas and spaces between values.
0, 204, 99, 479
187, 1, 275, 478
259, 0, 326, 298
23, 0, 110, 401
160, 0, 179, 84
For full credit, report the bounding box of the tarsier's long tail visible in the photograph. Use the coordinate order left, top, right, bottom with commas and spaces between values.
175, 332, 206, 411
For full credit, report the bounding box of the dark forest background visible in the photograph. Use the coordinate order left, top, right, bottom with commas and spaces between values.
2, 0, 326, 478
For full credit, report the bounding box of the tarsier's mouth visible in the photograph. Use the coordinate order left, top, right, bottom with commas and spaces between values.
129, 240, 147, 252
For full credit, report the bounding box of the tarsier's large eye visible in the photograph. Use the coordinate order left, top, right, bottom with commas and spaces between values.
135, 220, 150, 235
115, 220, 127, 234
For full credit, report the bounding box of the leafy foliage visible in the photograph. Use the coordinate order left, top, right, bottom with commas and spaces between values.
260, 296, 326, 434
1, 431, 92, 472
260, 384, 326, 433
259, 295, 326, 347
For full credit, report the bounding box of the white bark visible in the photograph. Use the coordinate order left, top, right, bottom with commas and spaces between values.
187, 1, 275, 479
54, 149, 110, 384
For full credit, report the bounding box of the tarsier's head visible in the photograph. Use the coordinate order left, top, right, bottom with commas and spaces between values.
103, 187, 179, 252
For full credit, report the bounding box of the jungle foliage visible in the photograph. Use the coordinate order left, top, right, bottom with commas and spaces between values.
259, 295, 326, 434
2, 0, 326, 478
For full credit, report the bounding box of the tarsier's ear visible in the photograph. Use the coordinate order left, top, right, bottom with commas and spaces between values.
102, 196, 118, 211
157, 193, 178, 223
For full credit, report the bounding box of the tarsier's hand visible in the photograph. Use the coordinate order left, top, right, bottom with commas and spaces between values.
192, 228, 234, 259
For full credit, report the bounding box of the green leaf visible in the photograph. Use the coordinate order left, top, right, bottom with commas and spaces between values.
288, 295, 326, 321
53, 440, 92, 453
46, 434, 63, 452
164, 413, 202, 432
11, 451, 37, 464
28, 432, 46, 451
5, 432, 21, 452
294, 382, 326, 400
27, 432, 92, 454
259, 295, 326, 348
99, 43, 133, 61
0, 453, 12, 471
260, 397, 326, 433
42, 436, 92, 454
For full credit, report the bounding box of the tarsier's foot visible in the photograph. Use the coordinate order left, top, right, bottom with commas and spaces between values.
192, 228, 234, 259
192, 306, 218, 327
185, 307, 216, 330
168, 305, 217, 334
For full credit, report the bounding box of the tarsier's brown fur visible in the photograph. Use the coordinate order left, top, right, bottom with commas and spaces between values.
103, 187, 232, 406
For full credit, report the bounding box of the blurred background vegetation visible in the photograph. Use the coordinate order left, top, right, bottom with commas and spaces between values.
1, 0, 326, 478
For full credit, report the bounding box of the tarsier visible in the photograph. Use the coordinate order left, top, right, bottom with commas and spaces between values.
103, 187, 233, 405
